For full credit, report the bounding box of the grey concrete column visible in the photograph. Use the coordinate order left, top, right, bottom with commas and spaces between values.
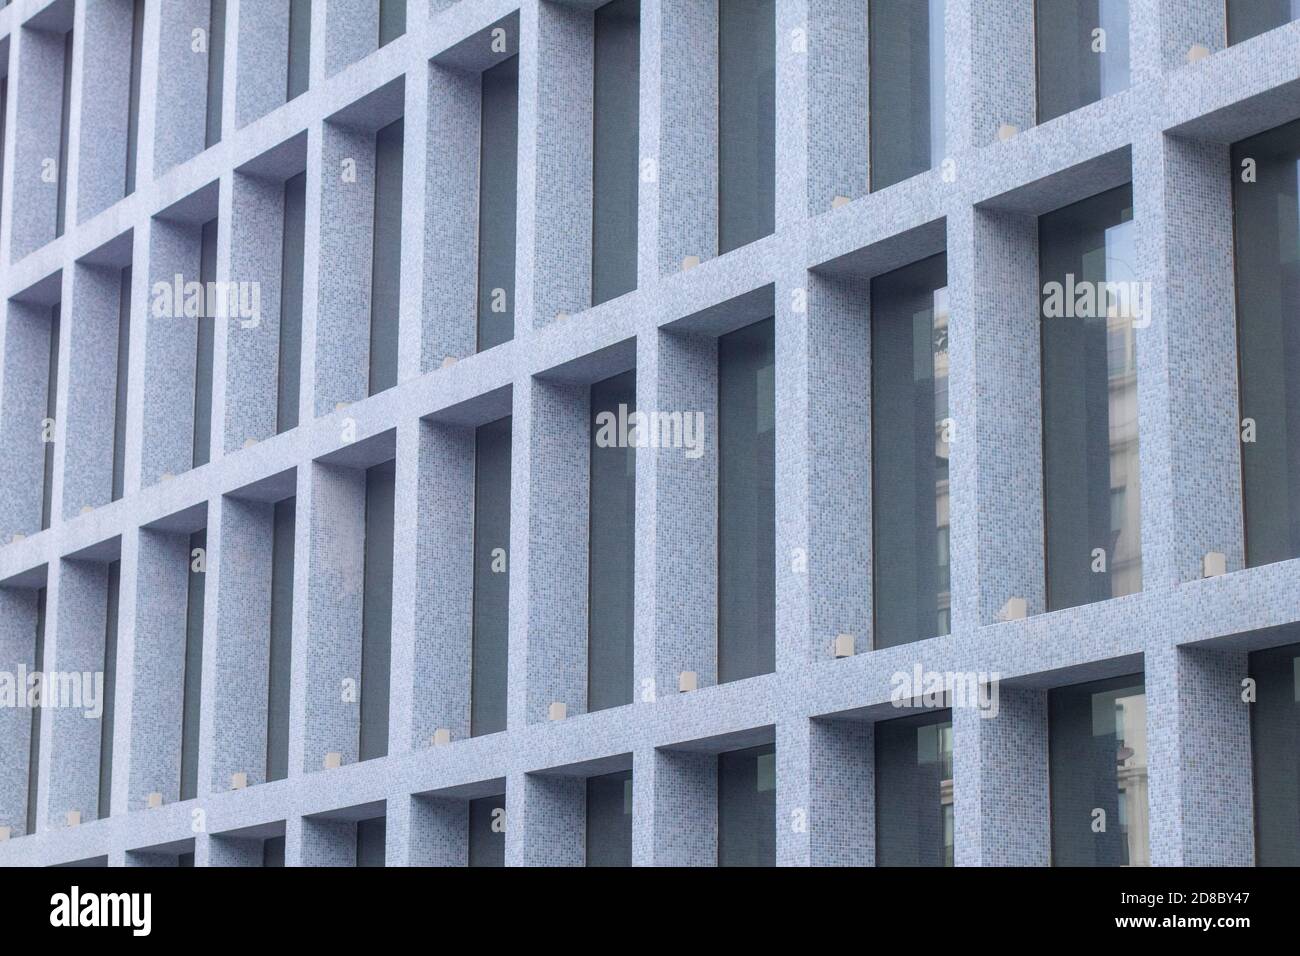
206, 493, 274, 790
1146, 642, 1254, 865
61, 262, 123, 516
517, 772, 584, 866
151, 0, 212, 177
952, 688, 1050, 866
805, 272, 870, 654
805, 0, 867, 211
514, 0, 593, 331
298, 461, 365, 770
775, 717, 811, 866
224, 168, 286, 451
808, 718, 873, 866
650, 329, 717, 693
124, 526, 193, 809
407, 794, 470, 866
75, 0, 134, 223
967, 0, 1035, 145
654, 0, 718, 273
649, 748, 715, 866
44, 558, 108, 826
233, 0, 291, 129
945, 204, 1044, 629
422, 63, 480, 368
525, 378, 589, 722
0, 585, 41, 834
1133, 130, 1243, 586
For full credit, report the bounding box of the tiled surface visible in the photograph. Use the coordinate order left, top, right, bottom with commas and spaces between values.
0, 0, 1296, 866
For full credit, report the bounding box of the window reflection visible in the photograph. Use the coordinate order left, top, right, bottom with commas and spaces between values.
1040, 185, 1142, 610
1250, 642, 1300, 864
1036, 0, 1130, 123
1049, 676, 1149, 866
1227, 0, 1300, 45
870, 0, 946, 190
872, 255, 950, 646
876, 711, 954, 867
1232, 119, 1300, 567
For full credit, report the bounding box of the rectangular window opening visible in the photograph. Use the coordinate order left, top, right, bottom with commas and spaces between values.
205, 0, 227, 149
717, 0, 775, 254
591, 0, 640, 305
718, 743, 776, 867
869, 0, 945, 191
277, 173, 306, 432
476, 56, 519, 352
1049, 675, 1148, 867
471, 417, 512, 737
871, 254, 950, 647
266, 498, 294, 782
1035, 0, 1130, 124
717, 318, 776, 683
180, 530, 206, 801
875, 710, 954, 866
585, 769, 633, 867
1040, 184, 1141, 610
588, 371, 635, 712
367, 119, 403, 396
97, 560, 121, 820
192, 219, 218, 469
359, 462, 394, 762
112, 266, 132, 501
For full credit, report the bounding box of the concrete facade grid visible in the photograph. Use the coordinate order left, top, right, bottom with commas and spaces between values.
0, 0, 1294, 866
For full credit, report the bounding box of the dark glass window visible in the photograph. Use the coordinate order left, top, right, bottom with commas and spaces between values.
1049, 675, 1148, 866
1227, 0, 1300, 45
717, 0, 775, 254
359, 462, 394, 761
871, 254, 950, 646
286, 0, 311, 101
193, 219, 218, 469
112, 267, 132, 500
0, 74, 8, 222
378, 0, 406, 47
266, 498, 294, 782
125, 0, 145, 194
368, 119, 403, 396
589, 371, 635, 712
277, 173, 306, 432
586, 769, 633, 867
55, 30, 71, 237
471, 418, 512, 736
205, 0, 226, 149
1035, 0, 1130, 123
477, 57, 519, 352
718, 319, 775, 683
869, 0, 945, 191
40, 305, 60, 532
1040, 185, 1141, 610
1233, 119, 1300, 567
356, 817, 386, 867
26, 588, 47, 836
1250, 642, 1300, 865
98, 560, 121, 819
468, 795, 506, 867
875, 710, 953, 866
262, 835, 286, 867
592, 0, 640, 305
180, 530, 206, 801
718, 743, 775, 867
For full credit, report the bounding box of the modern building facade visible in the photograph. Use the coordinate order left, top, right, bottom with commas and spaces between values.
0, 0, 1297, 867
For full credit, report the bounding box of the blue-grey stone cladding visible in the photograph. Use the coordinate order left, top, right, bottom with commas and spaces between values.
0, 0, 1295, 867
